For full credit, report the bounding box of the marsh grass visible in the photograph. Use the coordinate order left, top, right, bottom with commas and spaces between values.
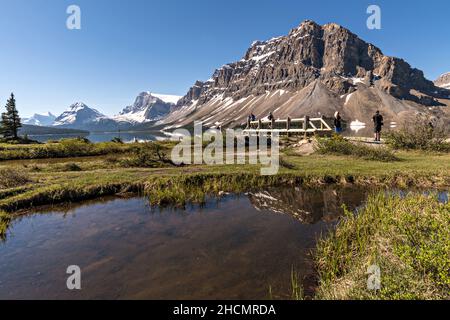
0, 210, 11, 241
291, 267, 305, 300
143, 173, 293, 206
315, 192, 450, 300
0, 139, 133, 161
315, 135, 399, 162
0, 169, 31, 188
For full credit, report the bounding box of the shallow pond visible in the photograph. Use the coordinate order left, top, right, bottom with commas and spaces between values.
0, 187, 447, 300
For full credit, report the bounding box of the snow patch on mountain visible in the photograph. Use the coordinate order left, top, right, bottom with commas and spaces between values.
435, 72, 450, 89
114, 92, 179, 123
53, 102, 107, 127
152, 93, 182, 104
23, 112, 56, 126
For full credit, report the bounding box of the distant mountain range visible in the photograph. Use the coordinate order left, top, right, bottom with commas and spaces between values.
23, 112, 56, 126
25, 92, 182, 132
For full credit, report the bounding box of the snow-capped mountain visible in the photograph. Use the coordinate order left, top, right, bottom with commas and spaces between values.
435, 72, 450, 89
48, 93, 182, 131
53, 102, 108, 128
113, 92, 181, 123
23, 112, 56, 126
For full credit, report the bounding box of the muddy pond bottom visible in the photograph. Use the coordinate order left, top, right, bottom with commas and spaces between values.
0, 187, 388, 299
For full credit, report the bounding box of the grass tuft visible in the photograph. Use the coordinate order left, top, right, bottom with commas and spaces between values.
315, 192, 450, 300
0, 169, 31, 188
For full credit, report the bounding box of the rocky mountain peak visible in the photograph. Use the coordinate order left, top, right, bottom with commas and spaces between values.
54, 103, 105, 126
174, 20, 443, 110
115, 92, 177, 123
435, 72, 450, 89
161, 20, 449, 129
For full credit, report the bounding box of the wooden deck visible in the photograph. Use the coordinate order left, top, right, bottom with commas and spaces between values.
243, 117, 333, 135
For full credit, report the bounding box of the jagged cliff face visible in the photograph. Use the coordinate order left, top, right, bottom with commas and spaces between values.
162, 20, 449, 129
114, 92, 176, 123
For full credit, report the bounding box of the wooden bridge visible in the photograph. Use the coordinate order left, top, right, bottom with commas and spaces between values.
243, 116, 333, 135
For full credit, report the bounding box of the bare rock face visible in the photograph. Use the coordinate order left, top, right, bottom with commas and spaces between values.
161, 20, 449, 129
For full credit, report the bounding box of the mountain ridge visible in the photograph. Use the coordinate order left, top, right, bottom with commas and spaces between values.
35, 92, 181, 131
160, 20, 450, 129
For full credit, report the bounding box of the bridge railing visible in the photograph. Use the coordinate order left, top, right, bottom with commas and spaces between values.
243, 116, 333, 134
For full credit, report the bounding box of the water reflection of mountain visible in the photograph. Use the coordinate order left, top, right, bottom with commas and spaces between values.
248, 187, 369, 224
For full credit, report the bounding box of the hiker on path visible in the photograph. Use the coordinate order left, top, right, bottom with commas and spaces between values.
373, 110, 384, 142
334, 111, 343, 134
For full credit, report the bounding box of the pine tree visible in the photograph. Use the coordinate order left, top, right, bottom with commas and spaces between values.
0, 93, 22, 139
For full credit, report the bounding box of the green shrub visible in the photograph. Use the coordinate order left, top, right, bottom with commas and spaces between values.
62, 163, 83, 172
315, 135, 399, 162
0, 139, 131, 160
385, 115, 450, 152
122, 142, 175, 168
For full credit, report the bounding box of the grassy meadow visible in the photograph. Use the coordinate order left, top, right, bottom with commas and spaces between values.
0, 136, 448, 300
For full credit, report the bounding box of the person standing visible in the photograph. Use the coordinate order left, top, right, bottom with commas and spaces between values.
334, 111, 343, 134
373, 110, 384, 142
267, 112, 274, 129
246, 114, 252, 129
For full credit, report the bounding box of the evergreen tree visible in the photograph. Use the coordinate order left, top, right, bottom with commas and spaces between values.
0, 93, 22, 139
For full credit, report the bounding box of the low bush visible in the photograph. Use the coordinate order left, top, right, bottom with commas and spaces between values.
385, 115, 450, 152
315, 135, 399, 162
62, 163, 83, 172
122, 142, 175, 168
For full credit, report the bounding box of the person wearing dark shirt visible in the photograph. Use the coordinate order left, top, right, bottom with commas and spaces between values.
373, 111, 384, 142
334, 111, 343, 134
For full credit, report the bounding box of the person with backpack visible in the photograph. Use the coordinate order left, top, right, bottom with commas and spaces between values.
334, 111, 343, 134
373, 110, 384, 142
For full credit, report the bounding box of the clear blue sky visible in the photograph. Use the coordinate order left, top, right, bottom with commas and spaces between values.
1, 0, 449, 117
